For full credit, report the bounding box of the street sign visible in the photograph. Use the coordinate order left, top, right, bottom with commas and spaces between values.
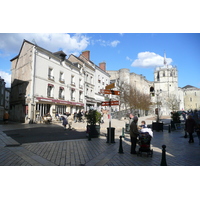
105, 83, 115, 89
101, 101, 119, 106
100, 89, 120, 95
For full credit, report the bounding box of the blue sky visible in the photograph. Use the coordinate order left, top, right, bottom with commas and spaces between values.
0, 33, 200, 88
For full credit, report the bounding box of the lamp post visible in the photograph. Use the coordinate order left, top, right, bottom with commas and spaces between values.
156, 89, 162, 122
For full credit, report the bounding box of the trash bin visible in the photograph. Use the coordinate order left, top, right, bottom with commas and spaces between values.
107, 127, 115, 143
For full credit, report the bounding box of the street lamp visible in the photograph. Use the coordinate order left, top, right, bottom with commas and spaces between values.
156, 89, 162, 122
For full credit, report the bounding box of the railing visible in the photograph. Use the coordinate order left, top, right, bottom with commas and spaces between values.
59, 78, 65, 83
59, 95, 65, 100
48, 75, 54, 80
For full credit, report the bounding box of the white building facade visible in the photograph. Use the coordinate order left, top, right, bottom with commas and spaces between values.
10, 41, 110, 122
10, 40, 84, 123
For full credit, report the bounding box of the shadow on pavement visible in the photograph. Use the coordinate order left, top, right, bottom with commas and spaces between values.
4, 124, 87, 144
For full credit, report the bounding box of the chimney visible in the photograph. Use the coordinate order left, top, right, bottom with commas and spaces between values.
99, 62, 106, 71
81, 50, 90, 60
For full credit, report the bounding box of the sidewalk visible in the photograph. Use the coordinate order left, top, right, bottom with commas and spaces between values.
0, 115, 200, 166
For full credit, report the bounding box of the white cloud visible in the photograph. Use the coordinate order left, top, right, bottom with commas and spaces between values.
131, 51, 173, 68
126, 56, 132, 62
0, 71, 11, 87
110, 40, 120, 47
0, 33, 90, 57
96, 39, 120, 47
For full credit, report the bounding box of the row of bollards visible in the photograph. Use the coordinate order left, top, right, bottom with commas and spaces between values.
88, 126, 167, 166
118, 130, 167, 165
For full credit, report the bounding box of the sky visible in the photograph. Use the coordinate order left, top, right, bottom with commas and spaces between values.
0, 33, 200, 88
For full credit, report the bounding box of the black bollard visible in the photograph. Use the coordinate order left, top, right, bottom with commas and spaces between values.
160, 145, 167, 166
88, 131, 91, 141
118, 136, 124, 154
168, 125, 171, 133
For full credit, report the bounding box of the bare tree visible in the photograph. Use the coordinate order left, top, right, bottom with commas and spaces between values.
165, 94, 179, 111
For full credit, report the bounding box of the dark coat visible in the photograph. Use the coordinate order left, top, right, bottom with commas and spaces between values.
185, 118, 196, 133
130, 120, 139, 138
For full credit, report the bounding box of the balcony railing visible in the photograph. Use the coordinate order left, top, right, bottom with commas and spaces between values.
59, 78, 65, 83
48, 75, 54, 81
71, 82, 75, 86
59, 95, 65, 100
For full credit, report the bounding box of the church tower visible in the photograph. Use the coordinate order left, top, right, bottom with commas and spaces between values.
153, 52, 179, 115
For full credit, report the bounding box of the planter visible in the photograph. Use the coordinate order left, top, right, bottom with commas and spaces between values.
152, 122, 163, 132
87, 125, 100, 138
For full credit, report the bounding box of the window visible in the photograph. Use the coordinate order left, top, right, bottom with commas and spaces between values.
59, 87, 64, 99
98, 75, 101, 83
79, 79, 83, 88
59, 72, 65, 83
71, 88, 75, 101
86, 74, 89, 82
79, 91, 83, 102
190, 97, 192, 102
47, 84, 54, 97
157, 72, 160, 81
48, 68, 54, 80
71, 75, 75, 86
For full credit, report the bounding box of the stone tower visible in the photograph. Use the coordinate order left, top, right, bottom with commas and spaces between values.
153, 52, 179, 115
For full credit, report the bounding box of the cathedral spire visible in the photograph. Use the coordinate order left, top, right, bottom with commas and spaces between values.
164, 51, 167, 65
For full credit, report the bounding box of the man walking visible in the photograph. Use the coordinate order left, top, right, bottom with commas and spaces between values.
130, 116, 139, 154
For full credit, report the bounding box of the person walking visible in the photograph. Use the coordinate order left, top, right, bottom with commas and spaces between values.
67, 113, 73, 130
185, 115, 196, 143
127, 113, 134, 132
61, 114, 68, 130
3, 111, 9, 124
130, 116, 139, 154
196, 124, 200, 145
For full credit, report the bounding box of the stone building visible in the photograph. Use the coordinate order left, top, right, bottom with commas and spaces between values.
10, 40, 110, 122
182, 85, 200, 110
68, 51, 110, 111
106, 53, 197, 116
107, 68, 153, 112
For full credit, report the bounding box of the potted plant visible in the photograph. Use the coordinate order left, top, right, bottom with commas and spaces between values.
171, 111, 181, 130
85, 109, 101, 138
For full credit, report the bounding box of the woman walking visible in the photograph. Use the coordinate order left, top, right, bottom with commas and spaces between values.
185, 115, 196, 143
61, 114, 68, 130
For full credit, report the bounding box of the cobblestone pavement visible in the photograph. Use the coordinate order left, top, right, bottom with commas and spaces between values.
0, 116, 200, 166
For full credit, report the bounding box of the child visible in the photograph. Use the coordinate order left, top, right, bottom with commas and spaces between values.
140, 121, 147, 128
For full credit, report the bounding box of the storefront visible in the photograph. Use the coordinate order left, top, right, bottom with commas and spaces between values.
35, 97, 84, 120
